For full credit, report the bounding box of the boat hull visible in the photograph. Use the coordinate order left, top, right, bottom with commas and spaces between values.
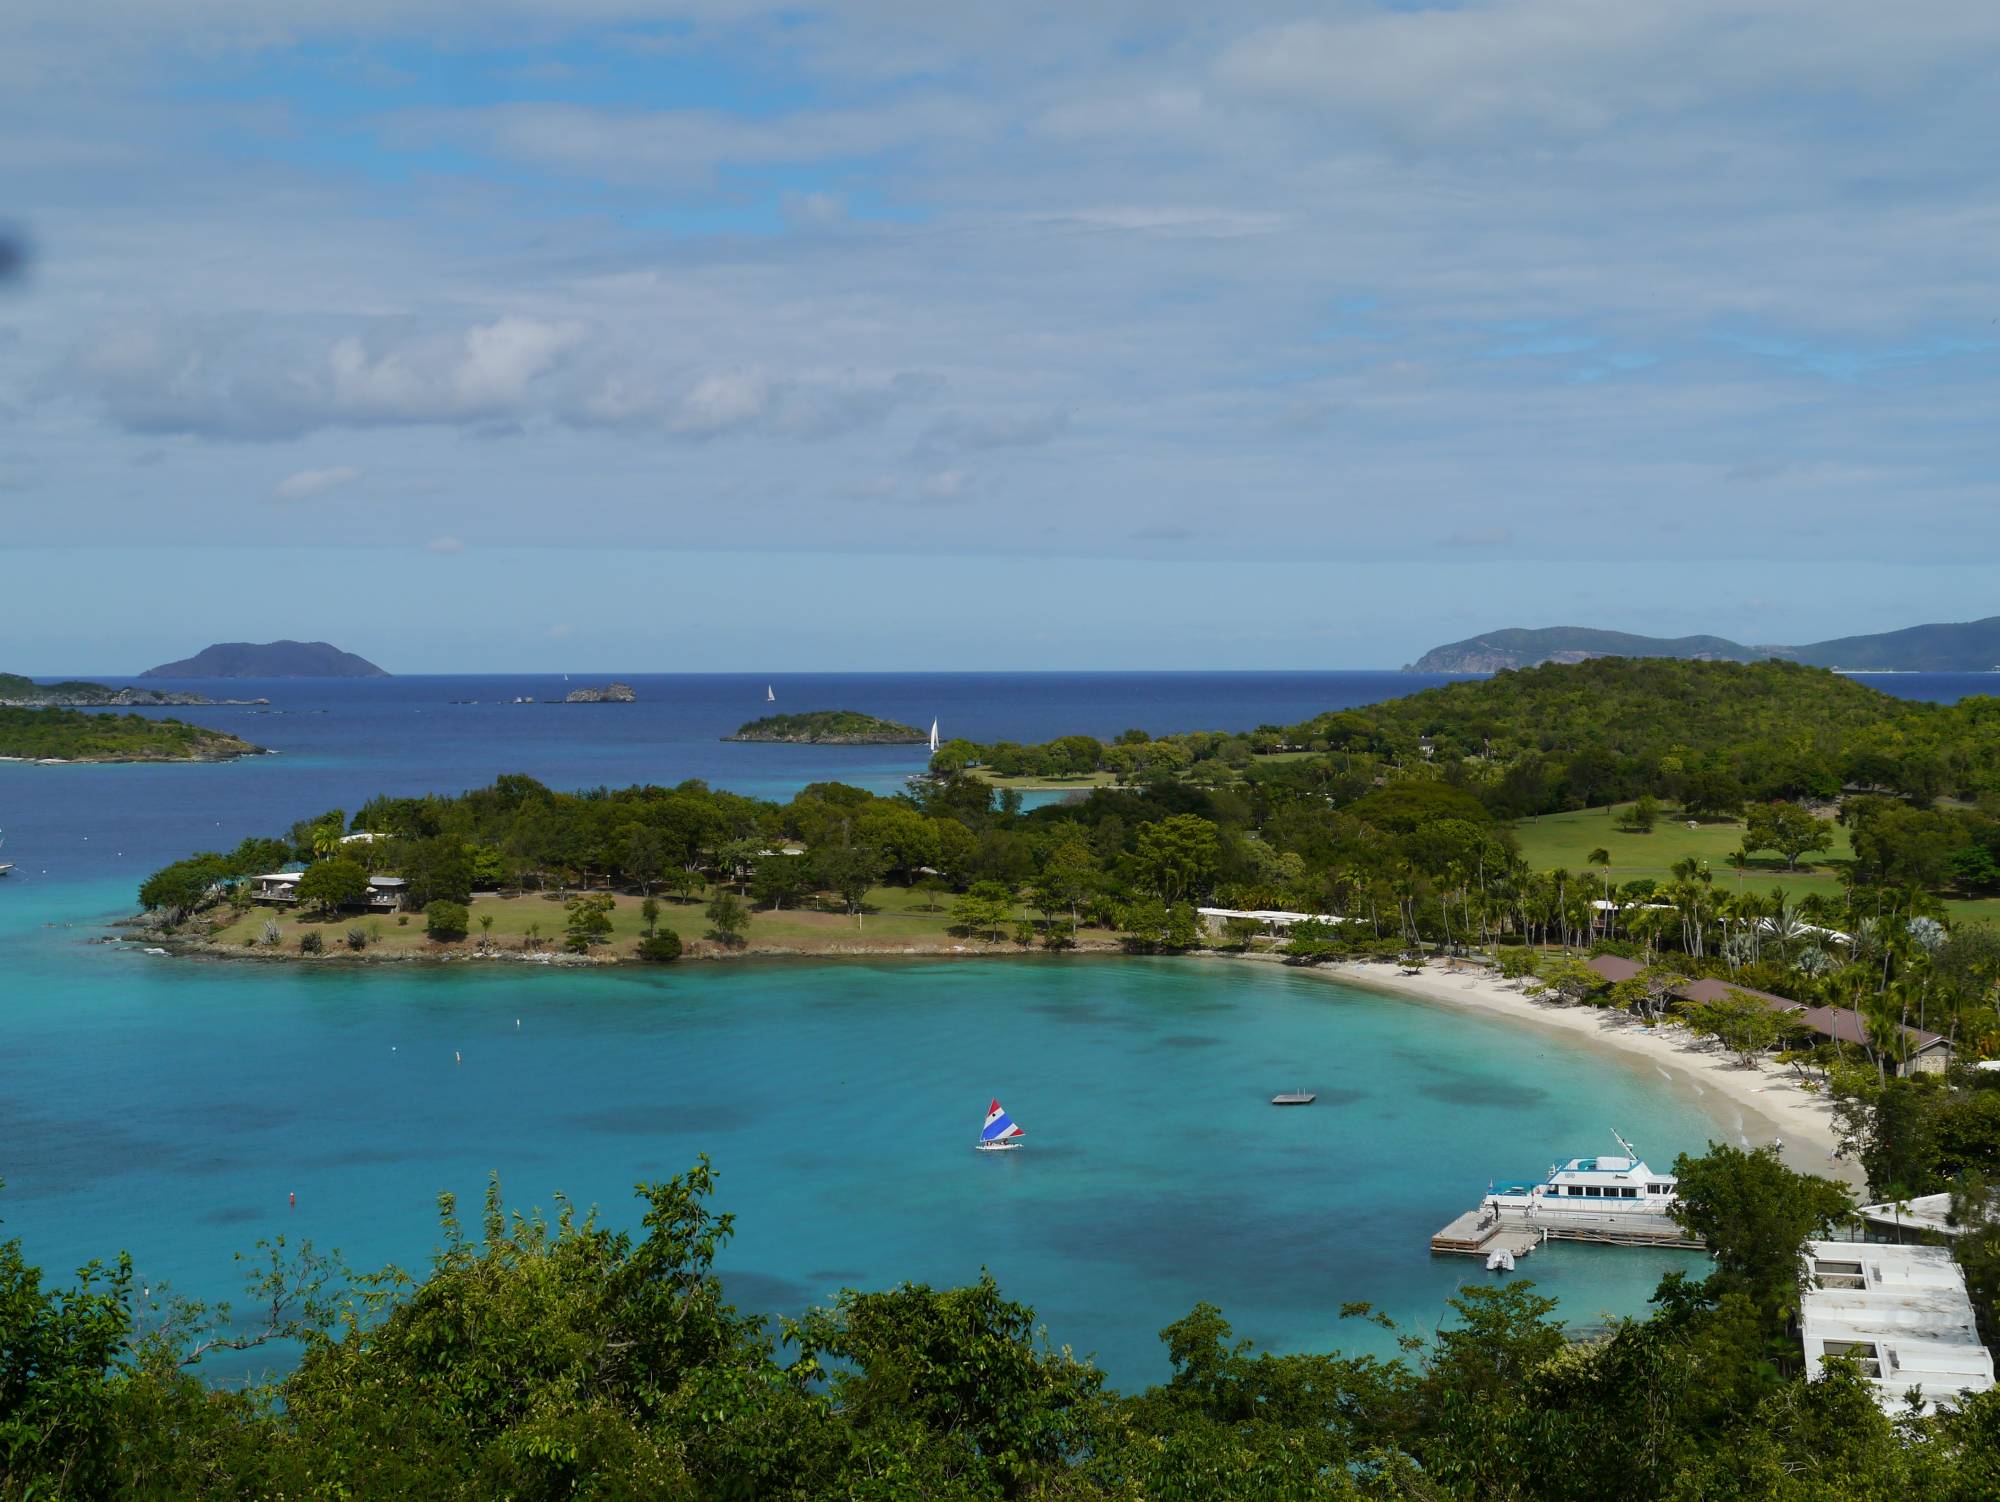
974, 1140, 1024, 1152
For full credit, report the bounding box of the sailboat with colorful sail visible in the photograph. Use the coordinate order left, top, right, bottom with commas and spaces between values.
975, 1098, 1025, 1152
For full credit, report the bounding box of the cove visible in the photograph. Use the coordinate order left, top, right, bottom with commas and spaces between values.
2, 918, 1717, 1389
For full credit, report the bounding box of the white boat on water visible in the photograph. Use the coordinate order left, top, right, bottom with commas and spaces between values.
975, 1098, 1026, 1152
928, 719, 940, 753
1483, 1132, 1677, 1221
0, 828, 11, 876
767, 684, 776, 702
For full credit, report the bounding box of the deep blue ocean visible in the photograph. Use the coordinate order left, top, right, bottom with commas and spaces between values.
0, 670, 1985, 1387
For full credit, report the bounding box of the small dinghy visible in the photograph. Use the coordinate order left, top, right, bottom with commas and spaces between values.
1486, 1248, 1516, 1272
1270, 1090, 1316, 1106
975, 1098, 1026, 1152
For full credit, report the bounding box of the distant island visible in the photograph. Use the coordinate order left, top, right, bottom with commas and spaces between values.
0, 706, 265, 763
142, 641, 389, 678
1406, 614, 2000, 673
0, 672, 265, 708
564, 682, 636, 704
725, 710, 925, 744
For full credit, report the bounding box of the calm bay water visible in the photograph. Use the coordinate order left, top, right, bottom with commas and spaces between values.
0, 670, 1984, 1386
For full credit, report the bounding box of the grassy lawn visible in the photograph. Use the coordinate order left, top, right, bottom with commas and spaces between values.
970, 768, 1125, 791
1512, 802, 2000, 922
200, 882, 1116, 959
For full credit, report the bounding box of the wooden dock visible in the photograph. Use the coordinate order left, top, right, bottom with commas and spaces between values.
1431, 1207, 1704, 1258
1430, 1208, 1543, 1259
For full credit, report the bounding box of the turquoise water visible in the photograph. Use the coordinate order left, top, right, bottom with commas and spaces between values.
3, 878, 1718, 1389
20, 666, 1923, 1388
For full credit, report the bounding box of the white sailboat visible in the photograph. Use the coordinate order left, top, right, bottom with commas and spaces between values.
0, 828, 10, 877
766, 684, 776, 703
975, 1098, 1026, 1152
928, 719, 940, 753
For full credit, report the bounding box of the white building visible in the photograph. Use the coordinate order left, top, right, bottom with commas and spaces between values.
1196, 907, 1350, 936
1800, 1240, 1995, 1413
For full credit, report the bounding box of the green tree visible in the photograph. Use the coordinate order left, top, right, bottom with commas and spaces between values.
1688, 990, 1785, 1066
636, 931, 683, 963
749, 854, 812, 911
563, 892, 615, 952
1670, 1143, 1854, 1335
951, 881, 1014, 941
425, 900, 470, 942
1616, 794, 1660, 833
640, 895, 660, 936
137, 855, 229, 925
705, 891, 749, 947
1743, 801, 1834, 870
1527, 953, 1602, 1005
295, 858, 369, 917
815, 844, 886, 925
1135, 814, 1222, 903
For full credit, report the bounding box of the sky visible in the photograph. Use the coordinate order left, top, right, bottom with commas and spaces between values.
3, 1, 1998, 672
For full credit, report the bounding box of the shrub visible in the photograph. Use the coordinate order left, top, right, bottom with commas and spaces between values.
298, 931, 324, 955
345, 927, 368, 951
426, 900, 470, 942
636, 932, 683, 963
259, 919, 281, 947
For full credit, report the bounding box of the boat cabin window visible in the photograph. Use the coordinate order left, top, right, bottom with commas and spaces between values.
1648, 1183, 1671, 1195
1584, 1186, 1601, 1197
1620, 1187, 1638, 1198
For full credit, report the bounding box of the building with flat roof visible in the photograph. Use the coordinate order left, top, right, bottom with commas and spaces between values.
1800, 1240, 1994, 1413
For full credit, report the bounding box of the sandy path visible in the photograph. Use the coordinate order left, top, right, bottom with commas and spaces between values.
1215, 953, 1863, 1187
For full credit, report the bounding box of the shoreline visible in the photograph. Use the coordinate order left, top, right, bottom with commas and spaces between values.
1268, 955, 1860, 1186
101, 918, 1865, 1187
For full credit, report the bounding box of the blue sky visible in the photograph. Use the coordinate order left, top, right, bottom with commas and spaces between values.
3, 2, 1998, 671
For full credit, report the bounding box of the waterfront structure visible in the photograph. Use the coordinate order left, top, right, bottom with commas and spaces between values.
1583, 956, 1952, 1074
251, 871, 409, 912
1800, 1240, 1995, 1413
1196, 907, 1350, 937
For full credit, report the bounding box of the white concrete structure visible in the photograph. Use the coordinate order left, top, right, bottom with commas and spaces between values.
1800, 1240, 1995, 1413
1196, 907, 1350, 934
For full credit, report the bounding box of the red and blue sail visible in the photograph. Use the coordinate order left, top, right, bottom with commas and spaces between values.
980, 1099, 1024, 1144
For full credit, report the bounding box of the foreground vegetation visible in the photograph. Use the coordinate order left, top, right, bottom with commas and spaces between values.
7, 1127, 2000, 1501
0, 706, 262, 762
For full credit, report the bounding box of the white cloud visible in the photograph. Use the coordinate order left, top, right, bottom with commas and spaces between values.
272, 466, 360, 502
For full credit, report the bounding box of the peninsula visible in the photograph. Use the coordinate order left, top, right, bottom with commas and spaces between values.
0, 706, 265, 763
0, 673, 264, 708
724, 710, 925, 744
1406, 613, 2000, 673
142, 641, 389, 678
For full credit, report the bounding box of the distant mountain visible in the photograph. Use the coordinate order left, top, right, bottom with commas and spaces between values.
1785, 618, 2000, 672
1405, 627, 1770, 674
141, 641, 389, 678
1406, 617, 2000, 674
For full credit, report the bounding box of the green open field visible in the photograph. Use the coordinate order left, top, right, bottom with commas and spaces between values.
1511, 803, 2000, 921
200, 882, 1117, 959
970, 768, 1125, 791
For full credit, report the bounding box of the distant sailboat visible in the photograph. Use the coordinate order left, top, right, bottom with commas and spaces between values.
0, 828, 10, 877
766, 684, 776, 702
928, 719, 940, 753
975, 1098, 1026, 1152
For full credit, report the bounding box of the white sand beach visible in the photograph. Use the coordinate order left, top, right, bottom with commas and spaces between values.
1257, 955, 1864, 1187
